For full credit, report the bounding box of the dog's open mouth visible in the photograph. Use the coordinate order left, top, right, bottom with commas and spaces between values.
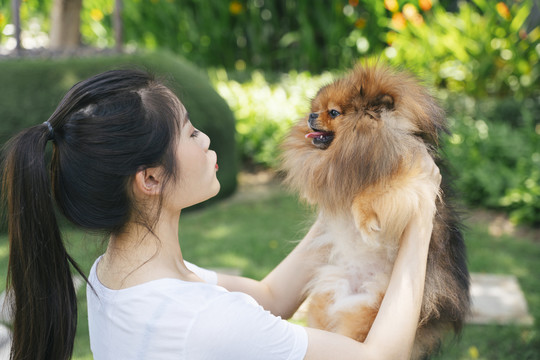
305, 130, 334, 149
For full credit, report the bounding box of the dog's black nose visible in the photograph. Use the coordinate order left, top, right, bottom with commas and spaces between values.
308, 113, 319, 128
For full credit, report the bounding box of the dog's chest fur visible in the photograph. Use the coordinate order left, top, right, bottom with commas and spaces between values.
307, 212, 399, 316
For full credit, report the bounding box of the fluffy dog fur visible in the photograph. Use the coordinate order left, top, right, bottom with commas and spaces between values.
281, 64, 470, 359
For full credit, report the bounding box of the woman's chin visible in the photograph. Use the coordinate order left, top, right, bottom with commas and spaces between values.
203, 180, 221, 203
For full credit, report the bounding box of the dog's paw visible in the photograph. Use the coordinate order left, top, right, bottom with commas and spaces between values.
352, 194, 385, 244
353, 211, 382, 242
361, 215, 381, 233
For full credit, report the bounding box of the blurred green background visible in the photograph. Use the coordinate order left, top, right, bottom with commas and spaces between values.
0, 0, 539, 359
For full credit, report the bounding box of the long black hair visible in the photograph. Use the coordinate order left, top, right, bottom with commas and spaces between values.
2, 69, 183, 360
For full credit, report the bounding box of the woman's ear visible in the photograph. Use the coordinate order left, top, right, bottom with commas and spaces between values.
133, 167, 163, 197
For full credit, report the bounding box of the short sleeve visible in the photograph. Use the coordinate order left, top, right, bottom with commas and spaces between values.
185, 291, 308, 360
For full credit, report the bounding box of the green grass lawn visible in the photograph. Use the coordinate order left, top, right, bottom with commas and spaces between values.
0, 188, 538, 359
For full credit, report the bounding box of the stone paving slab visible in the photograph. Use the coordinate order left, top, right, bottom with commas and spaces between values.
468, 273, 534, 325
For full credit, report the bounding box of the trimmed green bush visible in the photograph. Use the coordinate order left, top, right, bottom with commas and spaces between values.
0, 51, 238, 202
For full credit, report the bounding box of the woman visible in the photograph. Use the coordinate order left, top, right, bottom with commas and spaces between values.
2, 70, 439, 360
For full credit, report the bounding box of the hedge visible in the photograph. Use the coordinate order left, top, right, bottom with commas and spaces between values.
0, 51, 238, 206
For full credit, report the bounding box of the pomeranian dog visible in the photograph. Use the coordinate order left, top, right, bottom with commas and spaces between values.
281, 63, 470, 359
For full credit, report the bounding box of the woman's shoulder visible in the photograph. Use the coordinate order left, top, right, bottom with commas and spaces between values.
88, 256, 254, 310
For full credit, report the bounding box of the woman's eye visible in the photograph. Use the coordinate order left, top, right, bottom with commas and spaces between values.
329, 109, 341, 118
191, 129, 200, 138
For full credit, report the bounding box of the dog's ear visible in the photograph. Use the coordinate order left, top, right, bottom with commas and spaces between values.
364, 94, 395, 120
372, 94, 394, 111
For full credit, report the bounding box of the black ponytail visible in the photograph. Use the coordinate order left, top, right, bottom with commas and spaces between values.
2, 124, 83, 360
2, 69, 184, 360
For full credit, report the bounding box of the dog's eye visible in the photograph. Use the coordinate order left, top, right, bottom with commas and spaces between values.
329, 109, 341, 118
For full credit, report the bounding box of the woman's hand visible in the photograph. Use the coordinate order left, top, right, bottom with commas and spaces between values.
419, 149, 443, 216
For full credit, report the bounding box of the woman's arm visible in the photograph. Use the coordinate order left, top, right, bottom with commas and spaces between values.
217, 219, 326, 318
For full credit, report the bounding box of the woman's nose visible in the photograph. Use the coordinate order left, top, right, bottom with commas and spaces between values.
201, 131, 211, 151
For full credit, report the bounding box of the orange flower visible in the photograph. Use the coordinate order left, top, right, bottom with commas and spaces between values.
496, 2, 511, 20
419, 0, 432, 11
391, 12, 407, 30
349, 0, 359, 7
229, 1, 243, 15
384, 0, 399, 13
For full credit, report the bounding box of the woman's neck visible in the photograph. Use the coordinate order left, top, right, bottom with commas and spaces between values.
97, 211, 202, 289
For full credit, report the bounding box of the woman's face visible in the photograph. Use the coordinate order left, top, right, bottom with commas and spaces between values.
166, 117, 220, 210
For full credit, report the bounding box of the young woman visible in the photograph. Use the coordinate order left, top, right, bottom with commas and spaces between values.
2, 70, 439, 360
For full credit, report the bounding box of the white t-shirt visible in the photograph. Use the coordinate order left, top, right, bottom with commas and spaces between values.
87, 257, 308, 359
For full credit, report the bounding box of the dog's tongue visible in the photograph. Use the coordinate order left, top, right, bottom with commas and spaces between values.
305, 131, 327, 139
